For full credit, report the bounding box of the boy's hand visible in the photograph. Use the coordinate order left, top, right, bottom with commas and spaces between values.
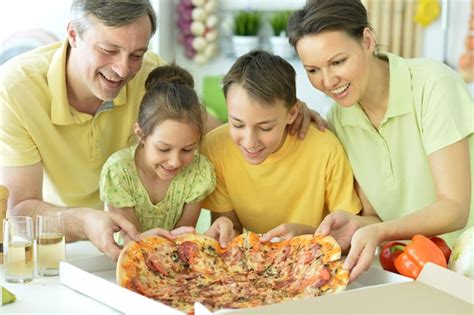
204, 216, 235, 248
259, 223, 315, 242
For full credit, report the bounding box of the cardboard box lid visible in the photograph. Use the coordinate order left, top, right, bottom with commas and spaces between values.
59, 255, 410, 314
417, 262, 473, 304
230, 263, 474, 314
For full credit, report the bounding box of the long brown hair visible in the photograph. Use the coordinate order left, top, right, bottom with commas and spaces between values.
137, 64, 205, 141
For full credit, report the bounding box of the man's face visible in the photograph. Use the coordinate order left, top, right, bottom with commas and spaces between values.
67, 15, 152, 102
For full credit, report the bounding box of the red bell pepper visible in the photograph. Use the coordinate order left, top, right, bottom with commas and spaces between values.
429, 236, 452, 262
394, 235, 447, 279
379, 241, 406, 273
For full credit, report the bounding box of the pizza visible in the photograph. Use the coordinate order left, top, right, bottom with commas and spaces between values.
117, 232, 349, 313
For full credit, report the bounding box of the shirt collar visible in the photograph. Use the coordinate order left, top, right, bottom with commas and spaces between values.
340, 52, 413, 128
48, 40, 127, 125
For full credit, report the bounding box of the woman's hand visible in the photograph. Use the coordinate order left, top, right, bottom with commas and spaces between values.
204, 216, 235, 248
290, 100, 329, 138
315, 210, 363, 251
343, 224, 384, 282
260, 223, 315, 242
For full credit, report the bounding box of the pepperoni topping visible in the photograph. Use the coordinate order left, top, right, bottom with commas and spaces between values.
177, 241, 199, 264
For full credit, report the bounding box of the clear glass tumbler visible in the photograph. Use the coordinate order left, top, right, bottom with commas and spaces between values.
4, 216, 34, 283
36, 213, 65, 276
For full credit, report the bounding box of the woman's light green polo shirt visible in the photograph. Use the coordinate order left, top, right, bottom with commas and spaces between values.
328, 53, 473, 244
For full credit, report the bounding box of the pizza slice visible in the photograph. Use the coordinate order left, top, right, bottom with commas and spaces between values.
243, 231, 275, 273
175, 233, 228, 276
220, 233, 247, 274
281, 234, 349, 297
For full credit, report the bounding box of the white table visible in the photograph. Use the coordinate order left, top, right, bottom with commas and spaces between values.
2, 241, 119, 314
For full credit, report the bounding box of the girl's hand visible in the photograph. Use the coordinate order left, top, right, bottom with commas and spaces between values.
204, 216, 235, 248
260, 223, 315, 242
343, 224, 383, 282
138, 226, 195, 240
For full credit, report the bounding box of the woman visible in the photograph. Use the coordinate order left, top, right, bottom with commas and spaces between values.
287, 0, 473, 281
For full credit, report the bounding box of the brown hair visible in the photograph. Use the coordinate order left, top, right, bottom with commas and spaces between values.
222, 50, 296, 109
137, 64, 205, 141
71, 0, 157, 37
287, 0, 370, 47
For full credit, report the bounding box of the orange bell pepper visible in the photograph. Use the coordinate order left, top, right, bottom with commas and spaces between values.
394, 235, 447, 279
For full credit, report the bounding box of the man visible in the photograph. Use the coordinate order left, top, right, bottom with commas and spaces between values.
0, 0, 316, 260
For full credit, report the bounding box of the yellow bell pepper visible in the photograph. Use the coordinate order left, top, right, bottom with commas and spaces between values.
415, 0, 441, 27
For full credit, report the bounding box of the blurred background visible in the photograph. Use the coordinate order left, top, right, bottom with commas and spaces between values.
1, 0, 472, 119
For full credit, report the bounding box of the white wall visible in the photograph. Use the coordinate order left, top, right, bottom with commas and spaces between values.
1, 0, 472, 105
423, 0, 473, 94
0, 0, 71, 42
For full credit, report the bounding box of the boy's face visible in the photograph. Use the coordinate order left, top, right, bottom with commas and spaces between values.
67, 15, 151, 102
226, 84, 298, 165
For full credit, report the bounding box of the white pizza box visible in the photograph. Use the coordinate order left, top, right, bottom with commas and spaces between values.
59, 254, 413, 314
229, 263, 474, 314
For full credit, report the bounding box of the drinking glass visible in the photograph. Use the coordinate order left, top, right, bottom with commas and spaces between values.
3, 216, 34, 283
36, 213, 65, 276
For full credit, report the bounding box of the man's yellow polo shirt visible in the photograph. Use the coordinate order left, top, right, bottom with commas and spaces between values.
328, 53, 473, 244
0, 41, 164, 209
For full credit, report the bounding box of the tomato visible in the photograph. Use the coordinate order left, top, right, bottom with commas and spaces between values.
429, 236, 451, 262
379, 241, 406, 273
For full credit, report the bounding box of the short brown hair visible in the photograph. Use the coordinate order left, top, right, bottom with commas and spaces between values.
138, 64, 205, 141
222, 50, 296, 109
288, 0, 370, 47
71, 0, 157, 37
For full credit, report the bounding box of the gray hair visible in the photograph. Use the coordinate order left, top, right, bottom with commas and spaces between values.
71, 0, 157, 37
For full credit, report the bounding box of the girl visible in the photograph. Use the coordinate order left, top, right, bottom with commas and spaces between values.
288, 0, 473, 281
99, 64, 216, 242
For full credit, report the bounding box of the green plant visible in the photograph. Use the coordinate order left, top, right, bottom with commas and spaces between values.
234, 11, 262, 36
270, 11, 293, 36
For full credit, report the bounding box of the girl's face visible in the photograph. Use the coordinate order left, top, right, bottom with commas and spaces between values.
226, 84, 298, 165
135, 119, 199, 181
295, 29, 375, 107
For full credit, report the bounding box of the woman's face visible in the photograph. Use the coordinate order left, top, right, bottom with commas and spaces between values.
295, 29, 374, 107
226, 84, 298, 165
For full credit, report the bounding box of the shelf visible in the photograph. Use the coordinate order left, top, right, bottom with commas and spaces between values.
220, 0, 305, 11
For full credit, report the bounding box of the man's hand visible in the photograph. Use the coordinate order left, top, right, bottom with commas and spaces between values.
290, 100, 328, 139
204, 216, 235, 248
82, 209, 138, 260
260, 223, 315, 242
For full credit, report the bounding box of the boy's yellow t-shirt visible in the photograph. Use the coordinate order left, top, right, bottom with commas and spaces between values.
202, 124, 361, 233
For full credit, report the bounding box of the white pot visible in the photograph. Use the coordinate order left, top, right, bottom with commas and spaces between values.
232, 35, 259, 57
270, 36, 294, 59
